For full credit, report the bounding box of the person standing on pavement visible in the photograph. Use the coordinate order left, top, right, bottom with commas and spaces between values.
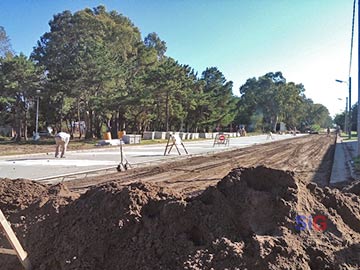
55, 132, 70, 158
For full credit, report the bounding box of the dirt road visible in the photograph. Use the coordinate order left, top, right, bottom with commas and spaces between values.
2, 134, 360, 270
66, 134, 335, 195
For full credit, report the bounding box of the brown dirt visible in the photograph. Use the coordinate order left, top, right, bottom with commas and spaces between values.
344, 180, 360, 196
65, 134, 335, 194
1, 134, 359, 269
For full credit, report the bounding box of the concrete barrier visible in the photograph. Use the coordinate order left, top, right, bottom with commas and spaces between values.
154, 131, 166, 140
192, 133, 199, 139
143, 131, 155, 140
122, 134, 141, 144
199, 133, 212, 139
166, 132, 180, 139
144, 131, 202, 140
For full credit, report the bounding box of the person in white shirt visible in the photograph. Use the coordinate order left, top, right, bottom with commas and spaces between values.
55, 132, 70, 158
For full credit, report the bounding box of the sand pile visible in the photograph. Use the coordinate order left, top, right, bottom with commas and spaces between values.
0, 166, 359, 270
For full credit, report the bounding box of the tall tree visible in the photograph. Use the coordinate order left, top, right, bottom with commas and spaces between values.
197, 67, 237, 132
0, 26, 13, 58
32, 6, 141, 138
0, 54, 43, 140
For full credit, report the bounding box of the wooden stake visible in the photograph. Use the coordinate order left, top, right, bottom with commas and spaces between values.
0, 209, 32, 270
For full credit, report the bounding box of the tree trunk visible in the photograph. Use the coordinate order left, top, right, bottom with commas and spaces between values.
94, 115, 102, 139
23, 110, 28, 141
60, 97, 63, 131
14, 105, 22, 141
77, 98, 82, 139
118, 108, 126, 131
85, 110, 92, 139
165, 90, 169, 132
110, 113, 118, 139
273, 115, 278, 132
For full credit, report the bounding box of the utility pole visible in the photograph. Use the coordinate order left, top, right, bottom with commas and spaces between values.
358, 0, 360, 155
345, 97, 348, 134
348, 77, 352, 138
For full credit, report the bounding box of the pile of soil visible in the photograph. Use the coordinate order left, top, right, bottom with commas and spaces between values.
343, 180, 360, 196
0, 178, 47, 212
1, 166, 359, 270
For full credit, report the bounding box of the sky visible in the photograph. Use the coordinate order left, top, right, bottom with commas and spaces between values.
0, 0, 358, 117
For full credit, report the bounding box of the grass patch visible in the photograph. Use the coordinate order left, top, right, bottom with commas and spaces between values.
353, 156, 360, 173
341, 132, 358, 141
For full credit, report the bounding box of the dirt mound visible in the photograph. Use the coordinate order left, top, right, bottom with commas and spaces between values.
1, 166, 359, 270
343, 180, 360, 196
0, 178, 47, 213
0, 179, 79, 270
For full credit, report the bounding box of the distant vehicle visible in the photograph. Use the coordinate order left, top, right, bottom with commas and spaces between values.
304, 128, 319, 134
38, 130, 52, 137
39, 126, 54, 137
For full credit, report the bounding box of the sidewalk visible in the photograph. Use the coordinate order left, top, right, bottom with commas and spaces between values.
330, 136, 356, 184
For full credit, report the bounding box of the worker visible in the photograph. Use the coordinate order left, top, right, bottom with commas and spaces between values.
266, 131, 274, 140
327, 127, 330, 137
55, 131, 70, 158
241, 127, 247, 136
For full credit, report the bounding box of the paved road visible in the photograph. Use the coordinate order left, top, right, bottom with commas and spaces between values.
0, 134, 305, 181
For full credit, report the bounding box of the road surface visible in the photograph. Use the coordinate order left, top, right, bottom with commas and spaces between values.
0, 134, 304, 181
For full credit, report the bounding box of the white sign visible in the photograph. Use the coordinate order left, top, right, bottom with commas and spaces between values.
172, 134, 182, 145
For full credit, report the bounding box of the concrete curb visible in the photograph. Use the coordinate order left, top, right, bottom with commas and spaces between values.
330, 136, 353, 184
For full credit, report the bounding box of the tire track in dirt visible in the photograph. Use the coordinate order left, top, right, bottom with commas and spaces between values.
66, 135, 335, 195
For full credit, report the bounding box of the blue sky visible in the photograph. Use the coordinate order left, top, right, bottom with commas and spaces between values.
0, 0, 357, 116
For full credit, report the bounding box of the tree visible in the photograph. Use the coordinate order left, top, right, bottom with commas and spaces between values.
32, 6, 142, 138
300, 99, 332, 129
0, 26, 13, 58
144, 32, 167, 60
334, 112, 345, 130
239, 72, 287, 131
238, 72, 331, 132
196, 67, 237, 132
0, 54, 43, 141
144, 58, 191, 132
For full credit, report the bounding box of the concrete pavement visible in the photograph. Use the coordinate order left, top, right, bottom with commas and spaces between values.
0, 134, 305, 182
330, 137, 359, 184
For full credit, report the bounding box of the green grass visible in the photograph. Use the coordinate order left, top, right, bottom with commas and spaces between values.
353, 156, 360, 173
0, 137, 99, 146
341, 132, 358, 141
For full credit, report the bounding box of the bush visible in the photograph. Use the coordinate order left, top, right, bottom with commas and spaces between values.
311, 124, 321, 132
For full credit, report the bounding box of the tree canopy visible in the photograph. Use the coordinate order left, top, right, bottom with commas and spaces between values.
0, 6, 332, 140
237, 72, 332, 132
0, 26, 13, 58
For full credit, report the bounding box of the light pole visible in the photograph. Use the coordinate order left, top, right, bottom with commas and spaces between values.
335, 79, 351, 139
34, 89, 41, 141
346, 96, 349, 135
